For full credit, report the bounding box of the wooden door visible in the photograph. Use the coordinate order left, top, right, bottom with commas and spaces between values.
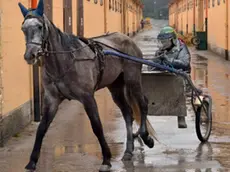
77, 0, 84, 36
63, 0, 73, 34
44, 0, 53, 21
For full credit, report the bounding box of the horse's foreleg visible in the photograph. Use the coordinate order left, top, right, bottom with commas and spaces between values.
108, 86, 134, 161
82, 94, 112, 172
25, 94, 61, 171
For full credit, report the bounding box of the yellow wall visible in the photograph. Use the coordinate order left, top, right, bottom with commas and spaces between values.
1, 0, 31, 115
169, 0, 228, 54
53, 0, 63, 31
208, 1, 226, 50
84, 0, 105, 37
72, 0, 77, 35
107, 0, 122, 33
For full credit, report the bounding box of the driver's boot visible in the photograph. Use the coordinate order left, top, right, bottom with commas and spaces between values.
178, 116, 187, 128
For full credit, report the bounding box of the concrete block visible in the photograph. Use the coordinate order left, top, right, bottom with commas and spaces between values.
0, 100, 33, 146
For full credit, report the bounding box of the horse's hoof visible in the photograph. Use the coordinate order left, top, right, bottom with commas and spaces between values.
25, 161, 36, 172
122, 152, 133, 161
141, 135, 154, 148
99, 164, 111, 172
146, 136, 154, 148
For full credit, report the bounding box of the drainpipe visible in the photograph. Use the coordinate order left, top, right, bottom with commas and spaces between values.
193, 0, 196, 36
225, 0, 229, 60
205, 0, 208, 49
31, 0, 41, 122
186, 0, 188, 34
104, 0, 107, 33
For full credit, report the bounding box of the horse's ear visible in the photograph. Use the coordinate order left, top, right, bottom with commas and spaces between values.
18, 2, 29, 17
36, 0, 44, 16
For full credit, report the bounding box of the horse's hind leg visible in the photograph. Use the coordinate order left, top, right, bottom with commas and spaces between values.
108, 78, 134, 161
125, 78, 154, 149
82, 94, 112, 172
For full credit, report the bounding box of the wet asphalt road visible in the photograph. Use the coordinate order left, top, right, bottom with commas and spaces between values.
1, 19, 230, 172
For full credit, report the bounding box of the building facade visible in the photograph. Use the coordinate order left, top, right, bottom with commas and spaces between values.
0, 0, 143, 145
169, 0, 230, 60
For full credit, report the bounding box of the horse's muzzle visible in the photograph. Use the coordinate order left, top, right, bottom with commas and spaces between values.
24, 45, 41, 65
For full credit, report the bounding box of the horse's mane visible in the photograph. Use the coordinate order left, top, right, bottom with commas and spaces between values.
47, 18, 81, 50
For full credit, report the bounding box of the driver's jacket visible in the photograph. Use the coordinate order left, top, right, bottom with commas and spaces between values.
152, 39, 191, 73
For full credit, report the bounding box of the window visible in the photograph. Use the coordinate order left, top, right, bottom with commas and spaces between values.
117, 1, 119, 11
94, 0, 98, 4
112, 0, 115, 10
217, 0, 220, 5
100, 0, 103, 6
115, 0, 117, 11
208, 0, 211, 8
109, 0, 112, 9
212, 0, 215, 7
120, 3, 122, 13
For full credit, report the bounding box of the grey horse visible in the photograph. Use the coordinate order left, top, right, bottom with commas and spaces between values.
18, 0, 155, 171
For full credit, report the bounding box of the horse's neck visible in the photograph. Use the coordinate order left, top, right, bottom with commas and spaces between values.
43, 21, 68, 76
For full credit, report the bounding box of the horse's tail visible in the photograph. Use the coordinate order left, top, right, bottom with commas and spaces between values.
125, 88, 158, 142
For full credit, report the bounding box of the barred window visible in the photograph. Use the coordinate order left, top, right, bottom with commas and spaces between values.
109, 0, 111, 9
115, 0, 117, 11
217, 0, 220, 5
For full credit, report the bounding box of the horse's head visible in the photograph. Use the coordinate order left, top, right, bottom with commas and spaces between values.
19, 0, 47, 65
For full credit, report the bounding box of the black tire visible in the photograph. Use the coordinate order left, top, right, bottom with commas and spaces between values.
191, 36, 200, 46
195, 100, 212, 142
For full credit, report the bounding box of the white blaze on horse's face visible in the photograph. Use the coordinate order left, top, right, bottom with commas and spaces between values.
21, 18, 44, 64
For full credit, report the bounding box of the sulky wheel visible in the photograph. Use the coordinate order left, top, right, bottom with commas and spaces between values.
191, 36, 200, 46
195, 97, 212, 142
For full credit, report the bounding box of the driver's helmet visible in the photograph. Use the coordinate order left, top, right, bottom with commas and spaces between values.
157, 26, 178, 50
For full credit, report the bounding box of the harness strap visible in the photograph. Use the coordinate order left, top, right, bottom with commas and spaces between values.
45, 37, 105, 93
78, 37, 105, 91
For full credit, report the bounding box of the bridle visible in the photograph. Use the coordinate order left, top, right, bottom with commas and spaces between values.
23, 15, 93, 63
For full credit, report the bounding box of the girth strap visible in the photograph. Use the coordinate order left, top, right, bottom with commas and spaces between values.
78, 37, 105, 90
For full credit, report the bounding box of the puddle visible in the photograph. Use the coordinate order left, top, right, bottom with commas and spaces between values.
191, 53, 230, 129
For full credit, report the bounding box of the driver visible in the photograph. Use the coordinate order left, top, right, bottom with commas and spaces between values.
151, 26, 191, 128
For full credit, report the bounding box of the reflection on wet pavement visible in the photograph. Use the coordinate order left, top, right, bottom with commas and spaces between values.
1, 19, 230, 172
